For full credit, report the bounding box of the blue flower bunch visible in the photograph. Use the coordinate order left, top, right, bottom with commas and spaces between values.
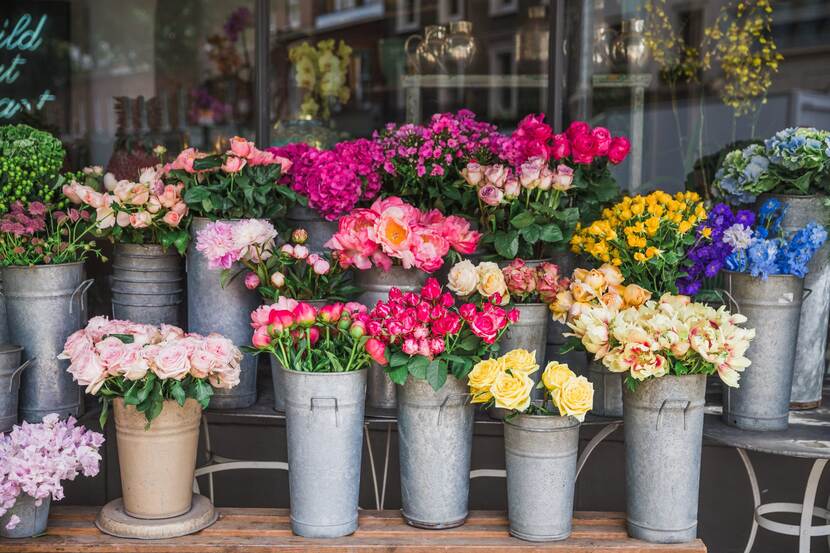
714, 127, 830, 205
725, 198, 828, 279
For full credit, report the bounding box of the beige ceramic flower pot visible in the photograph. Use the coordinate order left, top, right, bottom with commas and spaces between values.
114, 398, 202, 519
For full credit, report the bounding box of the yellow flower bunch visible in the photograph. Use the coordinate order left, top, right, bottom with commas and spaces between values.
288, 39, 352, 120
570, 191, 706, 294
540, 362, 594, 422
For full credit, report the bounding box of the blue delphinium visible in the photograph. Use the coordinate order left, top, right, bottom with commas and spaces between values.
778, 222, 828, 277
746, 238, 780, 279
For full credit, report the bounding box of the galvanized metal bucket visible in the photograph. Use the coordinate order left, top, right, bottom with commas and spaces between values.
0, 345, 30, 433
722, 271, 804, 431
487, 302, 549, 420
0, 274, 8, 345
624, 374, 706, 544
2, 263, 92, 422
283, 367, 367, 538
544, 251, 577, 363
0, 494, 50, 538
286, 205, 339, 254
588, 359, 624, 417
269, 299, 329, 412
504, 414, 579, 541
356, 267, 428, 412
188, 217, 260, 409
398, 375, 473, 528
111, 243, 184, 326
758, 194, 830, 408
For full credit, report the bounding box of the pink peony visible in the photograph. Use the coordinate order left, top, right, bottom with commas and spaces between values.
196, 221, 241, 269
324, 209, 380, 270
222, 156, 246, 173
244, 272, 260, 289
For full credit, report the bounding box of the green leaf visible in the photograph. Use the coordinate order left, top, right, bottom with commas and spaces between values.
325, 351, 345, 372
104, 333, 135, 344
183, 186, 211, 204
192, 155, 222, 171
170, 381, 187, 406
407, 355, 429, 380
494, 230, 519, 259
390, 351, 410, 368
220, 267, 246, 289
539, 224, 564, 243
456, 334, 480, 353
426, 359, 447, 391
387, 363, 409, 385
98, 398, 110, 429
519, 224, 541, 244
510, 211, 536, 229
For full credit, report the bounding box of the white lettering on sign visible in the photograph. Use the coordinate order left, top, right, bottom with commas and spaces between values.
0, 13, 54, 119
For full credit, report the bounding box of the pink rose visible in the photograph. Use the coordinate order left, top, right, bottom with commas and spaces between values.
162, 210, 182, 227
129, 211, 152, 229
519, 156, 544, 188
158, 184, 181, 208
549, 133, 571, 160
247, 148, 274, 166
502, 259, 537, 299
366, 338, 387, 366
591, 127, 612, 156
565, 121, 591, 140
478, 184, 504, 207
402, 338, 418, 355
571, 133, 595, 165
146, 196, 163, 214
127, 184, 150, 206
504, 177, 521, 199
222, 156, 247, 173
272, 155, 293, 174
94, 336, 127, 371
607, 136, 631, 164
204, 334, 240, 366
189, 350, 218, 378
68, 349, 107, 394
229, 136, 255, 158
553, 164, 575, 191
171, 147, 199, 174
484, 164, 508, 188
152, 344, 190, 380
119, 344, 150, 381
60, 329, 93, 362
470, 308, 508, 344
461, 162, 484, 186
116, 211, 131, 227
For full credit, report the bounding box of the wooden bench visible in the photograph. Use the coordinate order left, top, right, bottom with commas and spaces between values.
0, 507, 707, 552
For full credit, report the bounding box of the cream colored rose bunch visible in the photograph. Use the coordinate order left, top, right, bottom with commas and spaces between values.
467, 349, 593, 421
571, 292, 755, 388
447, 260, 510, 305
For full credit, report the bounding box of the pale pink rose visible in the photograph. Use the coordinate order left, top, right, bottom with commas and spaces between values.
189, 350, 219, 379
59, 329, 93, 362
96, 206, 116, 229
113, 180, 134, 203
272, 296, 299, 311
504, 177, 521, 199
83, 316, 115, 342
312, 259, 330, 275
160, 324, 185, 341
177, 336, 204, 356
171, 201, 188, 216
538, 167, 553, 191
162, 210, 182, 227
204, 334, 239, 366
129, 211, 152, 229
68, 349, 107, 394
152, 343, 190, 380
272, 155, 293, 174
85, 190, 108, 209
103, 172, 118, 191
478, 184, 504, 206
171, 148, 199, 173
95, 336, 127, 371
228, 136, 255, 158
208, 362, 241, 390
461, 162, 484, 186
119, 344, 150, 381
62, 182, 82, 204
222, 156, 246, 173
146, 196, 162, 214
158, 184, 181, 209
128, 184, 150, 206
116, 211, 131, 227
552, 164, 574, 191
519, 156, 545, 188
484, 164, 508, 188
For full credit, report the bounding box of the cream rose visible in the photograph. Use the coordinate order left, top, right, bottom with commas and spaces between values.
541, 362, 575, 392
476, 262, 509, 304
554, 375, 594, 421
447, 260, 478, 297
491, 370, 534, 412
501, 349, 539, 376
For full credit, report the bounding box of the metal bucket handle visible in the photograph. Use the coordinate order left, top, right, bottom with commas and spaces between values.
310, 396, 339, 427
656, 399, 691, 431
437, 393, 470, 427
721, 283, 812, 314
8, 358, 32, 393
69, 279, 95, 315
802, 287, 813, 301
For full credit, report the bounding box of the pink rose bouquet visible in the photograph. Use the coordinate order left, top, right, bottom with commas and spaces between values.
368, 277, 518, 390
171, 136, 301, 220
61, 316, 243, 425
447, 258, 570, 305
63, 164, 191, 254
248, 299, 385, 373
324, 196, 481, 273
0, 415, 104, 531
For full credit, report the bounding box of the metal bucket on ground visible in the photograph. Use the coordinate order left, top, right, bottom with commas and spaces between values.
285, 205, 339, 254
722, 271, 803, 431
111, 243, 184, 326
588, 359, 624, 417
397, 375, 473, 528
2, 263, 91, 422
283, 367, 367, 538
624, 374, 706, 543
188, 217, 260, 409
0, 345, 30, 433
504, 414, 579, 541
0, 274, 8, 344
0, 494, 50, 538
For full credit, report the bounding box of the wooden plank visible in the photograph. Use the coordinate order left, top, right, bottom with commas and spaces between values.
0, 508, 707, 553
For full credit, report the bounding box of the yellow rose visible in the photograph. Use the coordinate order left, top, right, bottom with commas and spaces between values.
467, 357, 504, 394
554, 375, 594, 422
550, 290, 574, 323
570, 281, 595, 303
447, 259, 478, 297
476, 262, 509, 304
582, 269, 607, 295
541, 362, 575, 392
623, 284, 652, 307
491, 370, 534, 412
469, 386, 493, 404
501, 349, 539, 376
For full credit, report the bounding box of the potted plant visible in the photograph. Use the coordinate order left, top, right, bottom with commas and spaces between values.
61, 316, 242, 537
575, 293, 755, 543
63, 158, 189, 326
714, 127, 830, 408
368, 278, 517, 528
711, 199, 827, 430
0, 415, 103, 538
248, 301, 385, 538
326, 195, 481, 410
467, 352, 593, 541
172, 137, 295, 409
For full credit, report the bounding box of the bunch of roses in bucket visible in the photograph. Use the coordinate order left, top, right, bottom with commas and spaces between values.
173, 136, 300, 220
267, 139, 384, 221
63, 164, 191, 254
569, 293, 756, 389
249, 298, 386, 372
467, 349, 593, 420
195, 218, 357, 301
368, 278, 518, 390
61, 316, 242, 425
448, 259, 570, 305
324, 196, 481, 272
0, 415, 103, 530
0, 200, 102, 266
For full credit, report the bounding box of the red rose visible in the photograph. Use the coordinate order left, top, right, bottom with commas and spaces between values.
565, 121, 591, 140
571, 133, 596, 165
591, 127, 612, 156
608, 136, 631, 164
459, 303, 477, 322
549, 133, 571, 160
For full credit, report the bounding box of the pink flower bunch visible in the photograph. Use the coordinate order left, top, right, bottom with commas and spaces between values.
324, 196, 481, 272
0, 415, 103, 530
61, 316, 243, 394
195, 218, 278, 269
462, 159, 575, 207
502, 259, 571, 303
0, 201, 47, 236
170, 136, 292, 175
505, 114, 631, 166
266, 142, 318, 188
250, 298, 387, 370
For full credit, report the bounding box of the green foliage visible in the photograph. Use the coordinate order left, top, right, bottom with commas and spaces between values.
0, 124, 66, 214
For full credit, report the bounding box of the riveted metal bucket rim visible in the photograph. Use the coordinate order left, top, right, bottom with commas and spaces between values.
509, 528, 571, 542
281, 366, 368, 378
402, 512, 467, 529
505, 413, 580, 432
722, 270, 805, 282
1, 261, 84, 273
759, 192, 824, 200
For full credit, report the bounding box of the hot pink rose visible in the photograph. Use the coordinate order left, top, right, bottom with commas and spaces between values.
549, 133, 571, 160
222, 156, 247, 173
571, 133, 595, 165
152, 343, 190, 380
459, 303, 477, 321
591, 127, 612, 156
607, 136, 631, 164
470, 307, 509, 344
565, 121, 591, 140
229, 136, 255, 158
366, 338, 387, 365
402, 338, 418, 355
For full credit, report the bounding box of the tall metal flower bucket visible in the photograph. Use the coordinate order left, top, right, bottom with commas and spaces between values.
487, 303, 549, 420
588, 359, 624, 417
285, 205, 339, 254
0, 345, 30, 433
2, 263, 92, 422
758, 193, 830, 408
111, 243, 184, 326
0, 274, 8, 344
269, 300, 329, 412
188, 217, 260, 409
356, 267, 428, 412
624, 374, 706, 543
722, 271, 804, 431
544, 251, 577, 364
0, 494, 50, 538
283, 367, 367, 538
398, 375, 473, 529
504, 414, 579, 541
